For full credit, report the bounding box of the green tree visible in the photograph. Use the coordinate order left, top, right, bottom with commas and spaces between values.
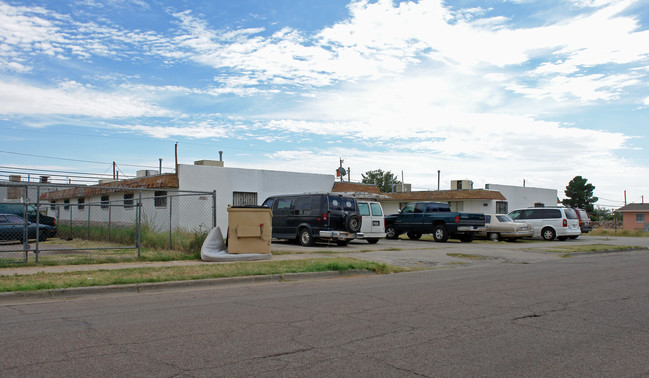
361, 169, 401, 192
561, 176, 598, 212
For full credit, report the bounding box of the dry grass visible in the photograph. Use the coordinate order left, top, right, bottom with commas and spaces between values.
0, 258, 408, 293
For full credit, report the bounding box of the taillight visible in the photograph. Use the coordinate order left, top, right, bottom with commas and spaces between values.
563, 219, 567, 227
323, 212, 327, 221
455, 215, 460, 223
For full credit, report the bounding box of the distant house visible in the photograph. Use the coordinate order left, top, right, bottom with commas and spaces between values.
615, 203, 649, 231
380, 189, 507, 215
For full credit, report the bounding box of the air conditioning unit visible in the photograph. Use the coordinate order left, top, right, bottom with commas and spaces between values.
136, 170, 159, 177
396, 183, 411, 193
451, 180, 473, 190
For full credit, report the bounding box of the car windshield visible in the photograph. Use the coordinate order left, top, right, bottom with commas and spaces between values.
496, 215, 514, 222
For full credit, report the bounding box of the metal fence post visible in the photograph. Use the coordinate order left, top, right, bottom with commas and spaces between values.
137, 191, 142, 258
108, 202, 112, 243
212, 190, 217, 228
169, 192, 173, 249
87, 203, 91, 240
35, 185, 40, 263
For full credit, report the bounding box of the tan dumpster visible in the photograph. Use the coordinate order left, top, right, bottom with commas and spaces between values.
227, 206, 273, 254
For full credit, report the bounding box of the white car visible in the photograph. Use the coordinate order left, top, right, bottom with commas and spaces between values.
477, 214, 533, 241
508, 207, 581, 241
357, 200, 386, 244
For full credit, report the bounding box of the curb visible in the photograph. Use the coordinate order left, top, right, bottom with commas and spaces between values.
0, 269, 374, 301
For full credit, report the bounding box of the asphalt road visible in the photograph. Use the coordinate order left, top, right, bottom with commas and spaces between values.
1, 248, 648, 377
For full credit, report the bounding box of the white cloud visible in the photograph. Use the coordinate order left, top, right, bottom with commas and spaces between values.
112, 122, 228, 139
0, 80, 172, 117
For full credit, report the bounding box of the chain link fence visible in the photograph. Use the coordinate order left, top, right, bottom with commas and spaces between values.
0, 181, 215, 264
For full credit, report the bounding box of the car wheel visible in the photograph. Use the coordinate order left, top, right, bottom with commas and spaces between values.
406, 231, 422, 240
432, 225, 449, 243
488, 232, 500, 242
336, 239, 351, 246
541, 227, 556, 241
298, 228, 314, 246
385, 225, 399, 240
38, 233, 47, 242
345, 214, 362, 233
366, 238, 379, 244
459, 234, 474, 243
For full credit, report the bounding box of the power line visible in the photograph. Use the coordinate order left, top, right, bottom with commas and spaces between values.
0, 150, 175, 170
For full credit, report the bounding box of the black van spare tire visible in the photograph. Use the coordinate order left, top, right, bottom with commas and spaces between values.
345, 213, 361, 233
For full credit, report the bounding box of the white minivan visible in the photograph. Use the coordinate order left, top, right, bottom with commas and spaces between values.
357, 200, 385, 244
508, 207, 581, 241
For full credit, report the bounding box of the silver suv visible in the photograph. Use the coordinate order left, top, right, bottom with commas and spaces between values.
508, 207, 581, 241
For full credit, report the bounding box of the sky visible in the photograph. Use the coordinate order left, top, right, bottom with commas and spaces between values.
1, 0, 648, 209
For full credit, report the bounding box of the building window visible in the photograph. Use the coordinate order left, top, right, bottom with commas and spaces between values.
50, 201, 56, 210
101, 195, 110, 209
636, 214, 645, 223
154, 191, 167, 208
77, 198, 85, 210
496, 201, 508, 214
233, 192, 258, 206
123, 193, 134, 209
63, 199, 70, 211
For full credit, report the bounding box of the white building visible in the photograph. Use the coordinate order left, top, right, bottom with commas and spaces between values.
177, 162, 334, 231
41, 161, 334, 232
484, 184, 558, 212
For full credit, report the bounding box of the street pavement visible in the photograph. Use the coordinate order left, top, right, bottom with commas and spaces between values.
1, 250, 648, 376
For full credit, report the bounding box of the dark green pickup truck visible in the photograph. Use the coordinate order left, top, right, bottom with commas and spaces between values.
384, 201, 485, 242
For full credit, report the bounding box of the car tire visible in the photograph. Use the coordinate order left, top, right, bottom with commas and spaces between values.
298, 228, 314, 246
345, 214, 362, 233
488, 232, 500, 241
406, 231, 422, 240
385, 225, 399, 240
366, 238, 379, 244
541, 227, 556, 241
459, 234, 474, 243
432, 225, 449, 243
336, 239, 351, 246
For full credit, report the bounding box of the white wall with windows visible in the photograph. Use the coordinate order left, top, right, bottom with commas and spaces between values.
177, 164, 335, 232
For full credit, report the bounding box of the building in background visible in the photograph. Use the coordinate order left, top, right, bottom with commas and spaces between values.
615, 203, 649, 231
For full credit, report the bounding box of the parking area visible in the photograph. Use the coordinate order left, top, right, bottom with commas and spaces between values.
270, 235, 649, 268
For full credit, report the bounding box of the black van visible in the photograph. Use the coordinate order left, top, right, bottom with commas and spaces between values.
262, 194, 363, 246
0, 203, 57, 234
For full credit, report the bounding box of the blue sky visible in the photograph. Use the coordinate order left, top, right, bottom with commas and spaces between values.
1, 0, 648, 209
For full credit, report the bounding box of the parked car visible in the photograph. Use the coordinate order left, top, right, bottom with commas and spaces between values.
508, 207, 580, 241
477, 214, 533, 241
357, 200, 386, 244
262, 193, 363, 246
384, 201, 485, 242
573, 208, 593, 234
0, 214, 56, 242
0, 203, 57, 233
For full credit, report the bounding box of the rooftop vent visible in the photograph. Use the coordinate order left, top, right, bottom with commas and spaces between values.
194, 160, 224, 167
137, 170, 159, 177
